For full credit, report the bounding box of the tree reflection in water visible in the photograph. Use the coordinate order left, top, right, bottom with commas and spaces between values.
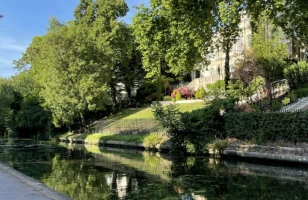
0, 140, 307, 199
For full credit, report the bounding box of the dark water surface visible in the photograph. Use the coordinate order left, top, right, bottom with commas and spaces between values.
0, 139, 307, 200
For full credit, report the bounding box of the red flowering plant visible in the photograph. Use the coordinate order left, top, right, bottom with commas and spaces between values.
171, 86, 195, 100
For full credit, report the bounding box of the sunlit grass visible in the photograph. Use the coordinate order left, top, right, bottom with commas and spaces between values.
60, 132, 169, 147
108, 102, 206, 120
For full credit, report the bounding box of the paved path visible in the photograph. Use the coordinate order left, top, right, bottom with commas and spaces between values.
0, 162, 70, 200
281, 97, 308, 112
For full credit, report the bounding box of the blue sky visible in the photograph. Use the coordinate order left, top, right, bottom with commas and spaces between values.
0, 0, 148, 78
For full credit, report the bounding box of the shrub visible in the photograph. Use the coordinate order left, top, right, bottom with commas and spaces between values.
282, 97, 290, 106
199, 87, 206, 99
271, 99, 283, 111
153, 97, 236, 154
225, 112, 308, 144
195, 89, 200, 99
176, 90, 181, 101
171, 86, 195, 100
143, 133, 163, 148
163, 96, 172, 101
206, 80, 225, 98
293, 87, 308, 98
287, 91, 297, 103
284, 61, 308, 89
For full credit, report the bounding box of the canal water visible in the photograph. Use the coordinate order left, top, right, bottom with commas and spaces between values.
0, 139, 307, 200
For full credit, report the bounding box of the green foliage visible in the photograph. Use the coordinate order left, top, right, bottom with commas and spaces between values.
226, 112, 308, 144
211, 139, 228, 154
282, 97, 290, 106
252, 12, 288, 99
206, 80, 225, 98
142, 133, 165, 148
227, 80, 245, 100
287, 91, 298, 103
217, 0, 242, 85
163, 96, 172, 101
175, 90, 181, 101
132, 1, 217, 76
271, 99, 283, 111
153, 98, 236, 154
16, 1, 132, 130
0, 73, 53, 138
292, 87, 308, 99
195, 89, 200, 99
284, 61, 308, 89
199, 87, 206, 99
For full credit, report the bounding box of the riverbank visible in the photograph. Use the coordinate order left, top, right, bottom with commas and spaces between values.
0, 162, 70, 200
221, 140, 308, 165
58, 133, 308, 165
58, 132, 172, 152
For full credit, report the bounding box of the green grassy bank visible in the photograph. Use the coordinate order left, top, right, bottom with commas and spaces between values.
58, 102, 206, 150
58, 132, 171, 149
107, 102, 206, 120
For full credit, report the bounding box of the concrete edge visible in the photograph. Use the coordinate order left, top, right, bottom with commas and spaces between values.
59, 137, 171, 152
0, 162, 70, 200
223, 149, 308, 164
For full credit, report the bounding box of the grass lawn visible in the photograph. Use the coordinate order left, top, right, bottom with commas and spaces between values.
59, 132, 169, 147
108, 102, 206, 120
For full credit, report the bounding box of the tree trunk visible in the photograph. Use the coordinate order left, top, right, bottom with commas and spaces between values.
125, 86, 132, 106
266, 75, 272, 101
80, 112, 86, 130
156, 60, 162, 103
224, 45, 231, 90
109, 81, 118, 112
67, 124, 72, 133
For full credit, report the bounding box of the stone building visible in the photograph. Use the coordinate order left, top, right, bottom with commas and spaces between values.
187, 15, 307, 91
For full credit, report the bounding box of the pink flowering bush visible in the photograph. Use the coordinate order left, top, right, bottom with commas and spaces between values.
171, 86, 195, 100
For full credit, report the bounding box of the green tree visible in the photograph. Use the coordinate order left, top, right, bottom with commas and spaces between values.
132, 1, 218, 101
216, 0, 242, 89
74, 0, 132, 112
132, 4, 169, 102
0, 78, 14, 135
17, 0, 132, 130
252, 12, 288, 100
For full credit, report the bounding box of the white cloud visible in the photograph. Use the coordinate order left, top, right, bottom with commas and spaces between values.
0, 36, 29, 53
0, 57, 12, 64
0, 35, 29, 77
0, 43, 27, 52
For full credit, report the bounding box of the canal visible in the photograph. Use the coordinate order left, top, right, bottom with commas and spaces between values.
0, 139, 307, 200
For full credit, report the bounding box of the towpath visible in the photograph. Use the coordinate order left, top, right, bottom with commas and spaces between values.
0, 162, 70, 200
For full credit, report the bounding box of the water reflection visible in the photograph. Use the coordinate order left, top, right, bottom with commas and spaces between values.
0, 139, 307, 199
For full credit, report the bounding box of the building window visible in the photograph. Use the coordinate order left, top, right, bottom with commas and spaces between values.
195, 70, 200, 78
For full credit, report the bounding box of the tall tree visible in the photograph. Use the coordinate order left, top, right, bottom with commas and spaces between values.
216, 0, 242, 89
132, 4, 170, 101
74, 0, 132, 111
132, 0, 217, 101
252, 12, 288, 100
16, 0, 133, 130
17, 19, 109, 130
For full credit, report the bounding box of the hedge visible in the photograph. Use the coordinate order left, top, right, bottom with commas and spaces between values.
225, 112, 308, 144
293, 88, 308, 99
